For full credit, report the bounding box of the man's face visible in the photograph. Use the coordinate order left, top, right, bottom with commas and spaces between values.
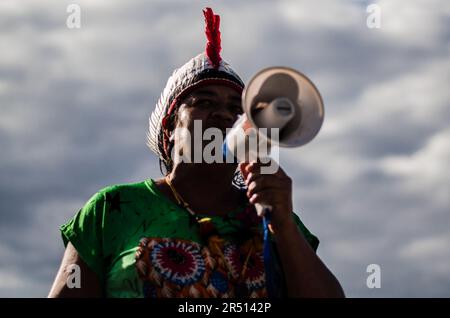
170, 83, 243, 162
176, 84, 242, 132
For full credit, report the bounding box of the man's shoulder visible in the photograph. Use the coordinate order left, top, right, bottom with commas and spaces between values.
85, 179, 153, 206
96, 179, 150, 194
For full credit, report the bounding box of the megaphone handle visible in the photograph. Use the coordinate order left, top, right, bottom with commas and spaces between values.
255, 203, 272, 217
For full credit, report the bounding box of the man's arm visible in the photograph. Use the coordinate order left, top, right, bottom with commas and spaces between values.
240, 161, 345, 297
274, 217, 345, 297
48, 242, 102, 298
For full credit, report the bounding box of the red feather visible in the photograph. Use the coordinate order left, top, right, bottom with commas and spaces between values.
203, 7, 222, 69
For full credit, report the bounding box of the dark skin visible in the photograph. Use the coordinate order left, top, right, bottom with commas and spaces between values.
48, 242, 102, 297
154, 84, 244, 216
49, 84, 344, 298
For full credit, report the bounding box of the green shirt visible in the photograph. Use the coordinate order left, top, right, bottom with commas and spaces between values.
61, 178, 319, 298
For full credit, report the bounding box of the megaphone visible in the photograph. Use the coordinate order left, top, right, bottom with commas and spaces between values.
224, 66, 324, 216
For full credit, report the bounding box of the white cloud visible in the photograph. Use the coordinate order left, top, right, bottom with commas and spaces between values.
322, 56, 450, 145
399, 234, 450, 261
1, 0, 449, 297
378, 0, 450, 47
0, 269, 28, 290
278, 0, 362, 31
398, 233, 450, 282
380, 128, 450, 207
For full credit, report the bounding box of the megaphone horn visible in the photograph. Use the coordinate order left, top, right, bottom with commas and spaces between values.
224, 67, 324, 217
243, 66, 325, 147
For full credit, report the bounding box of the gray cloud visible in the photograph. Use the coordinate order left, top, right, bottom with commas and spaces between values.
0, 0, 449, 297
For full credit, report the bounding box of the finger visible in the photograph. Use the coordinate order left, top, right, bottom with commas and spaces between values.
245, 161, 264, 174
245, 171, 264, 186
245, 161, 256, 173
249, 189, 282, 205
239, 162, 250, 180
247, 175, 284, 194
245, 169, 286, 186
246, 160, 285, 177
247, 184, 286, 199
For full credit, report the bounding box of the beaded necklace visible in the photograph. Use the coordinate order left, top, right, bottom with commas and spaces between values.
164, 176, 256, 281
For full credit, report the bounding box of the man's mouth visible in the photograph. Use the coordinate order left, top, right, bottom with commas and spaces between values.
204, 124, 229, 136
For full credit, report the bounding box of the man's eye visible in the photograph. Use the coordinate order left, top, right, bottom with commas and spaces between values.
196, 99, 213, 107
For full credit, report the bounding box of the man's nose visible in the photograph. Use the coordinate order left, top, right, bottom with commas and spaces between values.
211, 104, 235, 125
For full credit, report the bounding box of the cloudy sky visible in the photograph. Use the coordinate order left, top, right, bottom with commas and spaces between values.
0, 0, 449, 297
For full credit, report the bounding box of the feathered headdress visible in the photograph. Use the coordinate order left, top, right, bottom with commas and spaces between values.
147, 7, 244, 162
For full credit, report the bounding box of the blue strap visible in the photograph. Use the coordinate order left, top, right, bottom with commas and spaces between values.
263, 211, 286, 298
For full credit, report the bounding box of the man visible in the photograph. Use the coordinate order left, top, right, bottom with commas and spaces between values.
49, 7, 344, 298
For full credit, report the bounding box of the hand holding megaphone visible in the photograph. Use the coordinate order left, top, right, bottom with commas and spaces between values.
224, 67, 324, 218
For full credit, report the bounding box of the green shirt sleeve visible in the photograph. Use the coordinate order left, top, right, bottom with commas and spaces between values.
292, 212, 320, 252
60, 191, 106, 280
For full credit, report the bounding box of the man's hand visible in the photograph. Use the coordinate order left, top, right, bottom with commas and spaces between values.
240, 161, 345, 297
239, 161, 294, 232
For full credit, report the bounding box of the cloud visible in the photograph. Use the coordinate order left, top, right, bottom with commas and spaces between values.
377, 0, 450, 48
0, 0, 448, 297
380, 128, 450, 207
